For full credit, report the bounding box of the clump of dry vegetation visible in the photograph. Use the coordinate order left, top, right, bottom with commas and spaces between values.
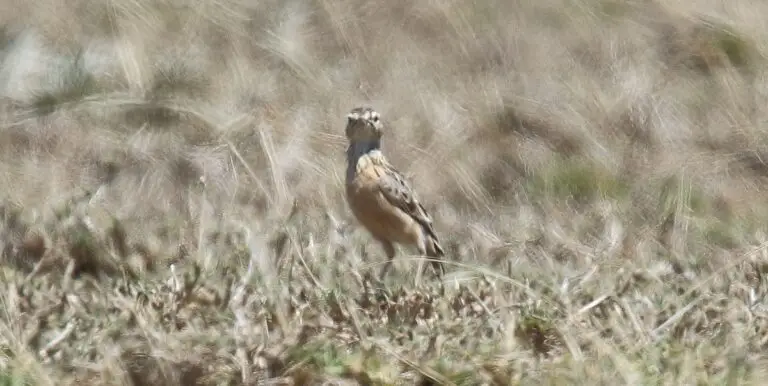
0, 0, 768, 384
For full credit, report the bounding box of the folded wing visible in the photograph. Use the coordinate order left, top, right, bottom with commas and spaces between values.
377, 165, 440, 244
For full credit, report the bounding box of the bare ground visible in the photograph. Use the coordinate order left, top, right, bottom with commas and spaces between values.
0, 0, 767, 384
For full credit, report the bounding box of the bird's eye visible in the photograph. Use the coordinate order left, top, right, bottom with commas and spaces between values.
372, 116, 379, 122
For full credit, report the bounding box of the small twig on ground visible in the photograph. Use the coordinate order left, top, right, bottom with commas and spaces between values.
39, 320, 76, 359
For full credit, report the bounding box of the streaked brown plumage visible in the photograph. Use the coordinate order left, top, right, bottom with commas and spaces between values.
344, 106, 445, 280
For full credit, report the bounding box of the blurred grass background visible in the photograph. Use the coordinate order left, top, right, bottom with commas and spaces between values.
0, 0, 767, 384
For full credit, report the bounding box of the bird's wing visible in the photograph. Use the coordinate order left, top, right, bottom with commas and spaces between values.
376, 164, 440, 241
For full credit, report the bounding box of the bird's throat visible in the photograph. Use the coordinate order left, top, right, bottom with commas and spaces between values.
346, 140, 382, 183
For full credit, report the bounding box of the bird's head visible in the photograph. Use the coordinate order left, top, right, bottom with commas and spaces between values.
345, 106, 383, 142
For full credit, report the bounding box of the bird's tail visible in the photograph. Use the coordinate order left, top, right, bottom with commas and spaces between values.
426, 236, 446, 277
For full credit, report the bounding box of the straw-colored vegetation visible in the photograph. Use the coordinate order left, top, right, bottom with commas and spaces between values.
0, 0, 767, 384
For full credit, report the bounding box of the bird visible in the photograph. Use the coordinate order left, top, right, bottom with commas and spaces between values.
343, 106, 446, 282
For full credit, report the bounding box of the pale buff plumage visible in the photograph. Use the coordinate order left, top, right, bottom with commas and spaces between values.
344, 106, 445, 281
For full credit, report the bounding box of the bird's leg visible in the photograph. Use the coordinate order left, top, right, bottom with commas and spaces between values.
414, 244, 429, 286
377, 240, 397, 283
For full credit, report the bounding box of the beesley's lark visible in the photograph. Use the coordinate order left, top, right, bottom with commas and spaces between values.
344, 106, 446, 281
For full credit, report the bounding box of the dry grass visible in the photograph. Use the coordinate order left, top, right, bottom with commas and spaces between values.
0, 0, 767, 384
